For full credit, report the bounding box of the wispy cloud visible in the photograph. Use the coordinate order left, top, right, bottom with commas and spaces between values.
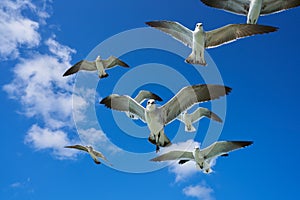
183, 182, 215, 200
0, 0, 48, 60
2, 1, 83, 159
25, 124, 78, 159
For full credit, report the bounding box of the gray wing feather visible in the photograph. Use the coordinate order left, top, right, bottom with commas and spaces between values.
150, 150, 194, 162
146, 21, 193, 48
64, 145, 88, 152
200, 0, 250, 15
261, 0, 300, 15
63, 60, 96, 76
162, 84, 231, 125
190, 107, 223, 123
100, 94, 146, 121
92, 150, 109, 162
134, 90, 163, 104
202, 141, 253, 160
205, 24, 278, 49
103, 56, 130, 69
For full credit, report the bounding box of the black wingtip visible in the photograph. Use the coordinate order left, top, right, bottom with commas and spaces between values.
99, 96, 112, 108
225, 86, 232, 95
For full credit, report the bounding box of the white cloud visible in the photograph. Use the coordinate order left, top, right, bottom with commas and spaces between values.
183, 182, 214, 200
25, 124, 77, 159
0, 0, 44, 59
3, 51, 74, 129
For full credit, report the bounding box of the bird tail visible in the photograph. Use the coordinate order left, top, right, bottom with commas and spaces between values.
185, 124, 196, 132
99, 73, 109, 79
148, 130, 172, 147
185, 52, 207, 66
158, 130, 171, 147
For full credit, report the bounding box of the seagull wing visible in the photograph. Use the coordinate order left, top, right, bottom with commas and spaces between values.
102, 56, 130, 69
161, 84, 231, 125
201, 141, 253, 160
92, 150, 109, 161
64, 144, 88, 152
200, 0, 249, 15
150, 150, 194, 162
134, 90, 163, 104
145, 20, 193, 48
190, 107, 223, 123
100, 94, 146, 122
63, 60, 97, 76
205, 24, 278, 49
261, 0, 300, 15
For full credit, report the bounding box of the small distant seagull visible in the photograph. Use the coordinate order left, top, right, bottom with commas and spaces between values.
200, 0, 300, 24
146, 20, 277, 65
177, 107, 222, 132
64, 144, 110, 165
63, 55, 130, 78
126, 90, 163, 120
150, 141, 253, 173
100, 84, 231, 152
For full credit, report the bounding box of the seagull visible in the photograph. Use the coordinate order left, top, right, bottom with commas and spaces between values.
177, 107, 223, 132
126, 90, 163, 120
145, 20, 278, 65
63, 55, 130, 78
200, 0, 300, 24
64, 144, 110, 165
150, 141, 253, 173
100, 84, 232, 152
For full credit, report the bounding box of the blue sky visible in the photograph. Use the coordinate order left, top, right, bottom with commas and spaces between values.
1, 0, 300, 200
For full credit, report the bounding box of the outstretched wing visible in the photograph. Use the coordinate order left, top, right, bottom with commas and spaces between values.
146, 20, 193, 48
161, 84, 231, 125
100, 94, 146, 122
190, 107, 223, 123
64, 144, 88, 152
261, 0, 300, 15
150, 150, 194, 162
63, 60, 96, 76
102, 56, 130, 69
200, 0, 249, 15
134, 90, 163, 104
205, 24, 278, 48
201, 141, 253, 160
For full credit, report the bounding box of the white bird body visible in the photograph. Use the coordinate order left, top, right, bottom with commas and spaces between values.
150, 141, 253, 174
181, 111, 197, 132
248, 0, 263, 24
177, 107, 223, 132
125, 90, 163, 120
146, 20, 277, 65
100, 84, 232, 152
200, 0, 300, 24
186, 23, 206, 65
95, 56, 107, 78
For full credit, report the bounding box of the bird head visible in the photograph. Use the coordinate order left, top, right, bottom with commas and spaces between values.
146, 99, 156, 110
195, 23, 203, 31
96, 55, 101, 61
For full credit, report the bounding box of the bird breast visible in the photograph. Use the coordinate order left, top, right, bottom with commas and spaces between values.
145, 109, 164, 134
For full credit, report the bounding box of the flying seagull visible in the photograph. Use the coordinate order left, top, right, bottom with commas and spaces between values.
100, 84, 232, 152
63, 55, 130, 78
64, 144, 110, 165
126, 90, 163, 120
200, 0, 300, 24
145, 20, 278, 65
177, 107, 222, 132
151, 141, 253, 173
